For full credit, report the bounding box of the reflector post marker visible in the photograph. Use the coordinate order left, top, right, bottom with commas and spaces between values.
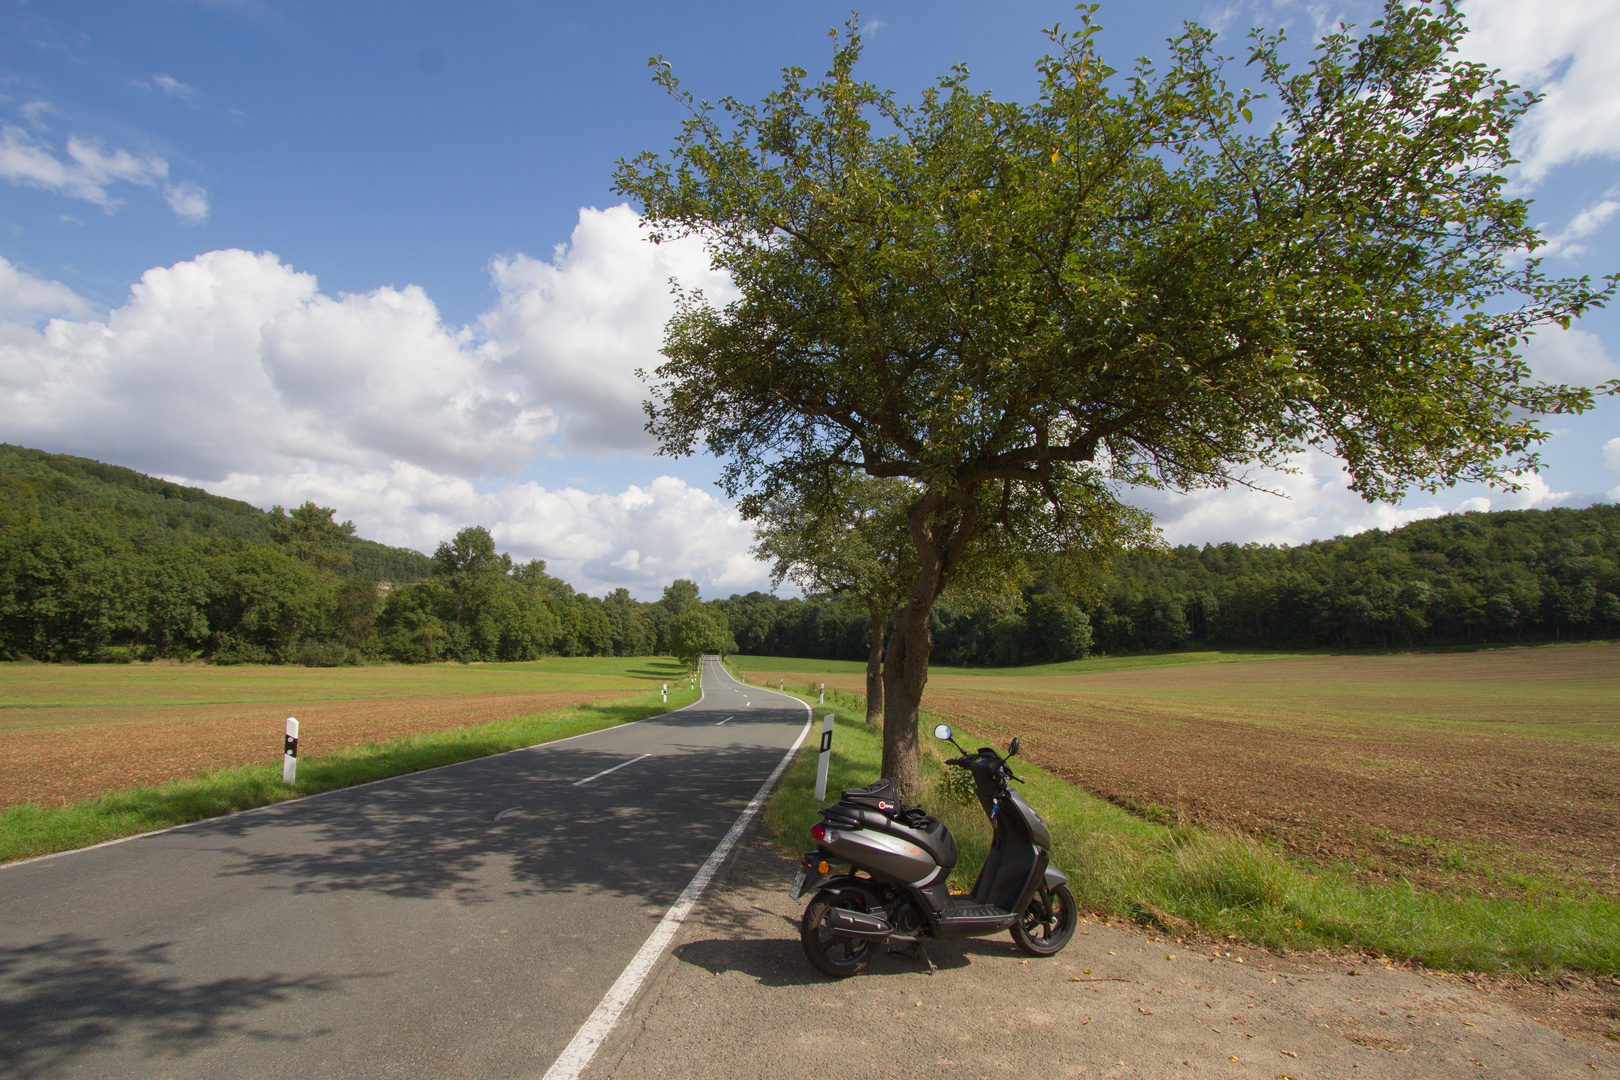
282, 717, 298, 785
813, 712, 834, 802
661, 684, 667, 703
819, 683, 824, 704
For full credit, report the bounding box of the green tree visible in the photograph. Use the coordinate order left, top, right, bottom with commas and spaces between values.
269, 501, 356, 572
670, 604, 730, 663
616, 5, 1617, 797
432, 526, 511, 645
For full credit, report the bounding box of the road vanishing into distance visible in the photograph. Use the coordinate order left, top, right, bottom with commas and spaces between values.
0, 657, 810, 1080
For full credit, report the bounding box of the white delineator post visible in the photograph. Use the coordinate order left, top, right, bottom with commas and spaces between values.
813, 712, 834, 802
282, 717, 298, 784
661, 684, 667, 703
819, 683, 825, 704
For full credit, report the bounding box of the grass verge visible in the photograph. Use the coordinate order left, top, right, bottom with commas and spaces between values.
763, 689, 1620, 977
0, 686, 699, 865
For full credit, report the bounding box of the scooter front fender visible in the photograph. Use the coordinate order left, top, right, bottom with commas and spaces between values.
1044, 865, 1069, 890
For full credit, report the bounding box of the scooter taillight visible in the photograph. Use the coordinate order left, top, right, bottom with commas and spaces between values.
810, 823, 839, 845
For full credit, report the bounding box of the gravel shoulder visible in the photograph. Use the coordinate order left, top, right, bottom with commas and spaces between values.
593, 836, 1619, 1079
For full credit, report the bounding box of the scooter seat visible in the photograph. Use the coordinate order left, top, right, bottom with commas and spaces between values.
821, 802, 958, 871
839, 778, 903, 814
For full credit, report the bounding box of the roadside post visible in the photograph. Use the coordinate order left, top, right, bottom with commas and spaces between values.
282, 718, 298, 784
819, 683, 824, 704
779, 678, 783, 691
813, 712, 834, 802
661, 684, 667, 703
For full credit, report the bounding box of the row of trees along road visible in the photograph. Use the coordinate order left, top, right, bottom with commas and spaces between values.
615, 2, 1618, 799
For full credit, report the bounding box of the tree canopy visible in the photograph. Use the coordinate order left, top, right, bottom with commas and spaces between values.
616, 2, 1618, 797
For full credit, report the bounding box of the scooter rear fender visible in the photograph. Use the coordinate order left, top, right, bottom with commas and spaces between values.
808, 874, 877, 902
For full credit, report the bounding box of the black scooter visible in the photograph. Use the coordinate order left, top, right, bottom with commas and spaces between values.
791, 724, 1076, 977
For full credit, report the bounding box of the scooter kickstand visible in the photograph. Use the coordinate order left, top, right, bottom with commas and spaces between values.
887, 940, 937, 975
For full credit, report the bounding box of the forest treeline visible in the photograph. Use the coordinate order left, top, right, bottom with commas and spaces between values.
1, 446, 1615, 665
723, 502, 1620, 666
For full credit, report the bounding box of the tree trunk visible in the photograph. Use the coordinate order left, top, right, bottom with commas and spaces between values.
879, 599, 926, 801
865, 608, 886, 728
879, 489, 979, 803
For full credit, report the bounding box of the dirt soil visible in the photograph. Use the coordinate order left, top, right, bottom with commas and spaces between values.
595, 836, 1620, 1079
749, 648, 1620, 897
0, 690, 638, 809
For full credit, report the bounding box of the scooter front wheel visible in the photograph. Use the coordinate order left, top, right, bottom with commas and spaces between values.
1011, 882, 1077, 957
801, 889, 875, 978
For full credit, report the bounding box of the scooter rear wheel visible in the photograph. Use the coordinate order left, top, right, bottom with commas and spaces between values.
1011, 882, 1077, 957
801, 889, 875, 977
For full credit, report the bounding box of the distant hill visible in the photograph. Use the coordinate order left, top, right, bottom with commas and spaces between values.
0, 444, 433, 582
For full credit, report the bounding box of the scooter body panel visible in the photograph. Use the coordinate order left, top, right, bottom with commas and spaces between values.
816, 825, 940, 886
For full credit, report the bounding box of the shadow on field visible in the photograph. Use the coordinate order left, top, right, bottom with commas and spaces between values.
193, 706, 806, 911
0, 933, 338, 1080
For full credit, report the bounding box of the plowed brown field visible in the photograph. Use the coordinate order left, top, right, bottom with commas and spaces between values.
746, 645, 1620, 896
0, 658, 689, 810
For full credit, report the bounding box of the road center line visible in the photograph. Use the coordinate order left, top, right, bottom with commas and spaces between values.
572, 753, 651, 787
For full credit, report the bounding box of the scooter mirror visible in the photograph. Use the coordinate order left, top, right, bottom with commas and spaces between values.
1008, 736, 1020, 758
933, 724, 953, 741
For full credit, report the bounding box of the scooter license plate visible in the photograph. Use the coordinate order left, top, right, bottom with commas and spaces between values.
789, 868, 808, 900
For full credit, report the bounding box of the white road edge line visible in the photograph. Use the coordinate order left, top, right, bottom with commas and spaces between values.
715, 716, 733, 725
541, 659, 810, 1080
572, 753, 652, 787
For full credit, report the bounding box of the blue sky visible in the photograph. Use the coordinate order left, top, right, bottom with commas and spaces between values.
2, 0, 1617, 598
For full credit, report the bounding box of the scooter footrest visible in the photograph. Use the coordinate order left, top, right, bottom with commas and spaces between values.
945, 901, 1007, 920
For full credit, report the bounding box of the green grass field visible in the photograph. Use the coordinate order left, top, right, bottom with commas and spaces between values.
0, 654, 687, 711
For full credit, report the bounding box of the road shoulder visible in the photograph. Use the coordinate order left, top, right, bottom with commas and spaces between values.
593, 836, 1618, 1079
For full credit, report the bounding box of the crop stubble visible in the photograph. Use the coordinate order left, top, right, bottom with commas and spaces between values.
751, 645, 1620, 896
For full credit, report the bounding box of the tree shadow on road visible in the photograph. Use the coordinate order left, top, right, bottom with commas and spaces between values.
197, 726, 800, 911
0, 933, 341, 1080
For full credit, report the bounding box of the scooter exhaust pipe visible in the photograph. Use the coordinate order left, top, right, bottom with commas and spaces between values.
825, 908, 892, 942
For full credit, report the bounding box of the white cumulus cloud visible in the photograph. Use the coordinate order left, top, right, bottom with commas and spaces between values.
193, 463, 768, 598
481, 204, 737, 456
0, 248, 548, 481
1519, 325, 1620, 385
0, 212, 770, 597
0, 256, 92, 320
1458, 0, 1620, 183
1128, 449, 1574, 548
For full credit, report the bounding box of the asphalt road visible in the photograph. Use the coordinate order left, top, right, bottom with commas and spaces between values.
0, 657, 809, 1080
